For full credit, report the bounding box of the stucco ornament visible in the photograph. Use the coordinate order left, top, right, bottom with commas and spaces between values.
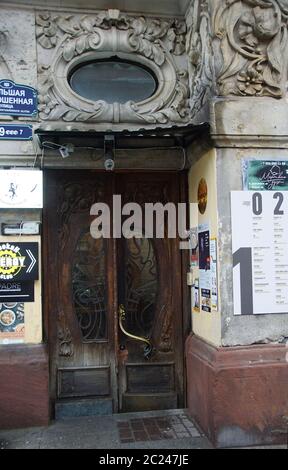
36, 10, 190, 127
214, 0, 288, 98
186, 0, 214, 119
0, 30, 12, 79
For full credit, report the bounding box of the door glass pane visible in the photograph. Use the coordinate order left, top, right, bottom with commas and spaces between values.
72, 231, 107, 342
69, 60, 157, 104
124, 237, 158, 339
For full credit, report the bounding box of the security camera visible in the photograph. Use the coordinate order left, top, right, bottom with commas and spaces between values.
104, 157, 115, 171
104, 135, 115, 171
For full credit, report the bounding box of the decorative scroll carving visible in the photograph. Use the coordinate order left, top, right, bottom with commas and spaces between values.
186, 0, 214, 119
36, 9, 190, 126
58, 181, 104, 249
58, 311, 74, 357
158, 305, 173, 353
213, 0, 288, 98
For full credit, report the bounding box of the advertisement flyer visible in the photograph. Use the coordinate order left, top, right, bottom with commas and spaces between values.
210, 238, 218, 311
198, 224, 211, 312
242, 160, 288, 191
0, 302, 25, 344
189, 227, 199, 268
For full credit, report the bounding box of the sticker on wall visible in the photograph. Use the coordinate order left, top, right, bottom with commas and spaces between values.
192, 278, 200, 313
198, 178, 208, 215
201, 288, 211, 313
242, 160, 288, 191
0, 170, 43, 208
0, 302, 25, 344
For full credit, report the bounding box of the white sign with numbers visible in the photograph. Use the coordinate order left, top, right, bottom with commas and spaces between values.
231, 191, 288, 315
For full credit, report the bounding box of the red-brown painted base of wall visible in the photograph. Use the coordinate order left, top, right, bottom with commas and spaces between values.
186, 334, 288, 448
0, 344, 50, 430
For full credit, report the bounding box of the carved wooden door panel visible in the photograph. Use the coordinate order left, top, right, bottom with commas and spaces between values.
44, 171, 118, 412
116, 174, 184, 412
44, 171, 184, 414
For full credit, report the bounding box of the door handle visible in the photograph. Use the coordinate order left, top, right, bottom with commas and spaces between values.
118, 304, 153, 359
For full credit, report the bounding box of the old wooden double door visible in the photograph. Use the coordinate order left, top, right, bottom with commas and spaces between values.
45, 171, 185, 414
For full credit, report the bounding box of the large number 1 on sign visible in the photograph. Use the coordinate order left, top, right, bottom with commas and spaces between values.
233, 247, 253, 315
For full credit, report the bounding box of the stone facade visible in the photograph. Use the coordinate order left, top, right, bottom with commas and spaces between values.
0, 0, 287, 447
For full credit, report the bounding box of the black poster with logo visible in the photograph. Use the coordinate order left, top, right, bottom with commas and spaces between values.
0, 242, 39, 281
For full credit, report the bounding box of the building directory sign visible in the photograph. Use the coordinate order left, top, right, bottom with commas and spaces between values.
0, 79, 37, 117
242, 160, 288, 191
231, 191, 288, 315
0, 124, 33, 140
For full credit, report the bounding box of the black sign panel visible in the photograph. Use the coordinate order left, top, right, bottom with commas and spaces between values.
0, 280, 34, 303
0, 242, 39, 281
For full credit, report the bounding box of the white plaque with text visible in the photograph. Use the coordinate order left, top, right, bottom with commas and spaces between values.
231, 191, 288, 315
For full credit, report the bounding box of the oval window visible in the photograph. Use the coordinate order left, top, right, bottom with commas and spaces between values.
69, 59, 157, 104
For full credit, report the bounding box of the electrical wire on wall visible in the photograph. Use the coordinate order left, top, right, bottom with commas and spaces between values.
36, 140, 187, 171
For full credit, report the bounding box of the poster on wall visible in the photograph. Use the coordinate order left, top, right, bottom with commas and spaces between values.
242, 160, 288, 191
210, 238, 218, 311
0, 302, 25, 344
231, 191, 288, 315
198, 223, 211, 312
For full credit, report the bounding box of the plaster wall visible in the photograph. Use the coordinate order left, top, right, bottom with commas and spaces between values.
211, 97, 288, 347
216, 146, 288, 347
188, 148, 221, 347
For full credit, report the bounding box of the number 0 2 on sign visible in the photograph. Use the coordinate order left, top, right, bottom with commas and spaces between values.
231, 191, 288, 315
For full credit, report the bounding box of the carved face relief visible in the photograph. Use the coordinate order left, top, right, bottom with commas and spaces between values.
36, 10, 190, 128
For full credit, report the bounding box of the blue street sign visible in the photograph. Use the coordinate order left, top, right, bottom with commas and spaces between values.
0, 124, 33, 141
0, 80, 37, 117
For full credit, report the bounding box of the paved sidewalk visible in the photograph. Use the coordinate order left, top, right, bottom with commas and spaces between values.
0, 409, 213, 450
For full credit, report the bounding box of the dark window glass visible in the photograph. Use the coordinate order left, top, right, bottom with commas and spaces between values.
72, 231, 107, 342
124, 237, 158, 339
69, 60, 157, 104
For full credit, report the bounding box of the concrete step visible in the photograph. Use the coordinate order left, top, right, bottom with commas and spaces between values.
55, 397, 113, 420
